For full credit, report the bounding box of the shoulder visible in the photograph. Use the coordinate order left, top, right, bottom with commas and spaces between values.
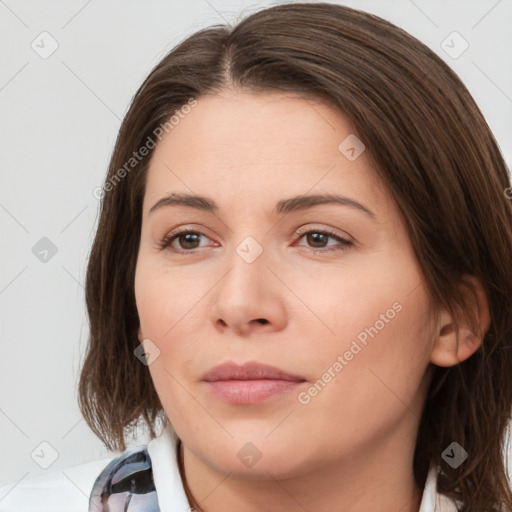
0, 455, 117, 511
0, 446, 160, 512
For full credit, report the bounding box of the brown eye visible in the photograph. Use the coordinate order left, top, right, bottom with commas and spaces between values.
175, 232, 202, 250
296, 229, 353, 253
304, 232, 330, 248
159, 230, 208, 252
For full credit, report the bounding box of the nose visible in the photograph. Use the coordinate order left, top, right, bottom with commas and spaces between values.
208, 244, 287, 337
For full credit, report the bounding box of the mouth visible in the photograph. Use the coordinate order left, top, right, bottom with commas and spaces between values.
201, 361, 307, 405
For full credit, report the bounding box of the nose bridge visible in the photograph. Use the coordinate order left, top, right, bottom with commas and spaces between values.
223, 233, 268, 302
208, 231, 285, 333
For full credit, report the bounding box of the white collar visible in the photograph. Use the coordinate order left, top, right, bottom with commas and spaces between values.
147, 423, 191, 510
148, 423, 458, 511
419, 464, 459, 512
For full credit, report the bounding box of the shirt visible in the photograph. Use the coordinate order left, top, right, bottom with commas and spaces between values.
0, 423, 473, 511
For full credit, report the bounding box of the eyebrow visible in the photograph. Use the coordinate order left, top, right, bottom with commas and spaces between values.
149, 192, 377, 221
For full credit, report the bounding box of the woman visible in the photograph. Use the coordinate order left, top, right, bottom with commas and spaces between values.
2, 2, 511, 511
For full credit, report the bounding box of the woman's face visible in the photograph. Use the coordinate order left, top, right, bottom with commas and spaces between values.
134, 88, 436, 479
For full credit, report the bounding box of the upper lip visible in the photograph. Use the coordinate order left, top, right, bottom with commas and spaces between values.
202, 361, 306, 382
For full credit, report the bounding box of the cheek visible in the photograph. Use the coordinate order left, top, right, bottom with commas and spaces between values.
295, 257, 425, 358
135, 260, 206, 341
298, 253, 433, 411
134, 262, 212, 400
302, 286, 433, 429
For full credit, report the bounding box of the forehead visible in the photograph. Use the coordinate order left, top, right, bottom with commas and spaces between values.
143, 89, 391, 220
151, 88, 355, 161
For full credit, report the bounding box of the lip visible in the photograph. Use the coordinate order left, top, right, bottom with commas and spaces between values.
202, 361, 306, 404
202, 361, 306, 382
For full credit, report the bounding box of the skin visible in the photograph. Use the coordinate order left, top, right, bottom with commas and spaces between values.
134, 87, 490, 512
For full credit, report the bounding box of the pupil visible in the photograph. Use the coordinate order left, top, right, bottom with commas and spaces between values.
309, 232, 326, 247
182, 233, 199, 249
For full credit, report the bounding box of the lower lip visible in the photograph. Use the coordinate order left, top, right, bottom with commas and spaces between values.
204, 379, 305, 404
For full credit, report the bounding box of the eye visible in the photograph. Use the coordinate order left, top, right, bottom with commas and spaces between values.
158, 230, 211, 253
295, 228, 353, 253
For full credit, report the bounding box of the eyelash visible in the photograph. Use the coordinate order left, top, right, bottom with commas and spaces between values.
157, 227, 353, 255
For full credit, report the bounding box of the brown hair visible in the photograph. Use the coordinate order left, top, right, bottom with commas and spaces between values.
78, 3, 512, 510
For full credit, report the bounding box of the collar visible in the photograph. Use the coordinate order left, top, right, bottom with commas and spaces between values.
419, 463, 459, 512
146, 423, 191, 510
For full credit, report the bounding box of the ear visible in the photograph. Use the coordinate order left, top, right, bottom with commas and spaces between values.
430, 275, 491, 367
137, 326, 144, 343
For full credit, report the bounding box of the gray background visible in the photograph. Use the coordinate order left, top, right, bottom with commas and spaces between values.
1, 0, 511, 488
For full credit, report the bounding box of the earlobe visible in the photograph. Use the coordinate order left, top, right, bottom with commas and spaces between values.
137, 326, 143, 343
429, 275, 491, 368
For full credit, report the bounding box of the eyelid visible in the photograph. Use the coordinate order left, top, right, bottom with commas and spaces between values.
163, 224, 215, 242
294, 224, 352, 241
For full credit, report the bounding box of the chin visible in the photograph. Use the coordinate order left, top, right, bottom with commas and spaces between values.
194, 437, 315, 480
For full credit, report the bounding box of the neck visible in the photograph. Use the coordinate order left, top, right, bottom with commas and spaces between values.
176, 429, 426, 512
